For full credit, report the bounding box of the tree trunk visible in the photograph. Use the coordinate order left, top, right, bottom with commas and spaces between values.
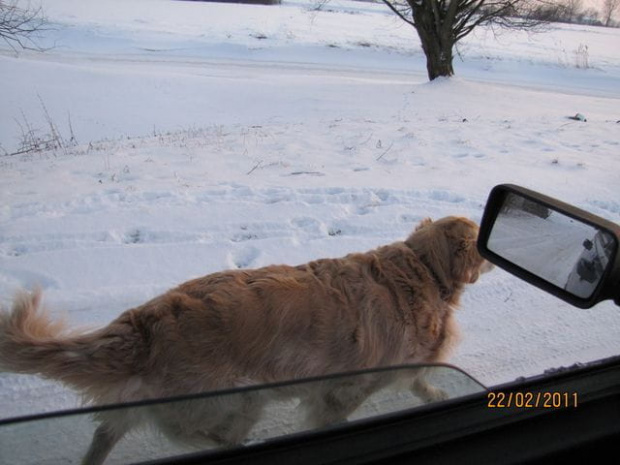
419, 31, 455, 80
410, 2, 455, 80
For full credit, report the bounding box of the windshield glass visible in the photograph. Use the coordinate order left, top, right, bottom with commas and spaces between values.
0, 365, 484, 465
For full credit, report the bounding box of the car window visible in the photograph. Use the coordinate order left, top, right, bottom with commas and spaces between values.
0, 364, 484, 465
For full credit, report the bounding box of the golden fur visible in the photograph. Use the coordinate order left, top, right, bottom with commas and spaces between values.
0, 216, 492, 464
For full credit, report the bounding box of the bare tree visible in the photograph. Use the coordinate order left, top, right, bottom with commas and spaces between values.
577, 7, 601, 25
563, 0, 582, 23
0, 0, 49, 52
603, 0, 620, 26
381, 0, 545, 81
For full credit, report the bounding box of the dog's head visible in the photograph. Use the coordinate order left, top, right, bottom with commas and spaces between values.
406, 216, 493, 292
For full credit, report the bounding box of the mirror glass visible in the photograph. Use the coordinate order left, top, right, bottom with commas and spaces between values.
487, 193, 616, 299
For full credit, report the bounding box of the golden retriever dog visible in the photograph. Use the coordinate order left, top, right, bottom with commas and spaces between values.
0, 216, 492, 464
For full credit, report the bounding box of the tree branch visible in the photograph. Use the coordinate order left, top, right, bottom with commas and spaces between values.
0, 1, 51, 53
381, 0, 416, 27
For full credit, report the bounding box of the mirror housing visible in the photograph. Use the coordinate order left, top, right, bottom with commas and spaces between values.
478, 184, 620, 309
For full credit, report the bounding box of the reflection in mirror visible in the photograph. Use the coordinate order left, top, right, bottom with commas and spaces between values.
488, 193, 616, 299
0, 365, 484, 465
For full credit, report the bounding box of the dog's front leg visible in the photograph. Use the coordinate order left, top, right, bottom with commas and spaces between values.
410, 368, 449, 403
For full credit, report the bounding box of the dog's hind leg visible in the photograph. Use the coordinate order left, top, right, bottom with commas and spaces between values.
302, 376, 383, 429
153, 391, 265, 450
81, 420, 130, 465
203, 391, 266, 446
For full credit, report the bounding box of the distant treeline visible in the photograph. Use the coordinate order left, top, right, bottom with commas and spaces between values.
177, 0, 282, 5
179, 0, 618, 27
522, 1, 613, 27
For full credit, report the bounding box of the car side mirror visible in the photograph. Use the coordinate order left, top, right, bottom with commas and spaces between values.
477, 184, 620, 309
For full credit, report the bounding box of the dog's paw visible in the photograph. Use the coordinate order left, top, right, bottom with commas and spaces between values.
425, 386, 450, 403
412, 382, 450, 404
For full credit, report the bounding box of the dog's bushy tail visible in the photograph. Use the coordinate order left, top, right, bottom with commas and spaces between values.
0, 289, 137, 395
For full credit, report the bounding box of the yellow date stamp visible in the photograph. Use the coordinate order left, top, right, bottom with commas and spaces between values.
487, 391, 578, 409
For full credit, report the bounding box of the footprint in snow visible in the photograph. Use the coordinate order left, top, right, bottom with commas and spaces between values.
124, 229, 143, 244
0, 268, 60, 291
400, 213, 424, 224
229, 247, 260, 269
291, 217, 326, 236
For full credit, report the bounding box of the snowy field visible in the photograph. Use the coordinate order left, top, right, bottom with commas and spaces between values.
1, 0, 620, 428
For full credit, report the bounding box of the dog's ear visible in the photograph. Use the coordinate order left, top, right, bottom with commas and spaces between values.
407, 220, 453, 290
408, 217, 485, 289
453, 226, 484, 284
415, 217, 433, 231
457, 238, 474, 255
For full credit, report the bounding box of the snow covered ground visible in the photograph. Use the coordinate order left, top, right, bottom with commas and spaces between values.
1, 0, 620, 428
